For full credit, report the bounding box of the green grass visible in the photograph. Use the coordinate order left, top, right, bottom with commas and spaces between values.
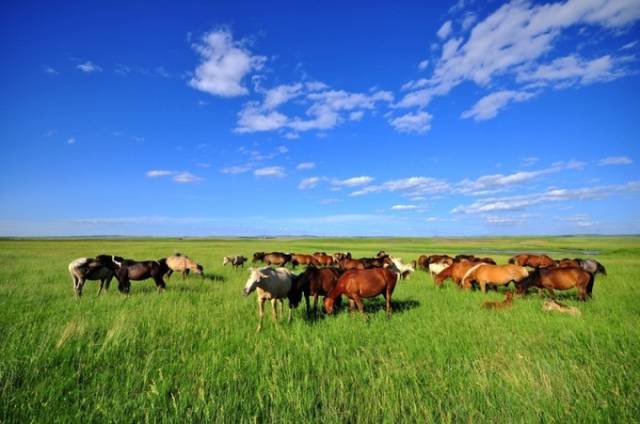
1, 237, 639, 422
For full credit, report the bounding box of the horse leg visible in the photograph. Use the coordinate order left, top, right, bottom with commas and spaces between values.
352, 295, 365, 315
313, 294, 319, 318
72, 275, 80, 298
546, 287, 555, 299
279, 299, 284, 320
480, 281, 487, 294
271, 299, 278, 322
256, 297, 265, 333
97, 279, 104, 296
75, 277, 84, 298
166, 269, 173, 279
587, 275, 595, 299
155, 277, 166, 293
287, 303, 293, 323
578, 285, 587, 302
385, 288, 393, 316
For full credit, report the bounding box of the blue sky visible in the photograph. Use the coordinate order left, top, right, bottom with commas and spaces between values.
1, 0, 639, 236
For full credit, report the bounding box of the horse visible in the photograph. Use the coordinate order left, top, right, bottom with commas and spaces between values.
482, 291, 514, 310
313, 253, 336, 266
333, 252, 352, 261
516, 267, 594, 301
387, 257, 415, 279
258, 252, 292, 266
289, 266, 343, 317
542, 299, 581, 316
509, 253, 556, 268
223, 255, 248, 269
313, 251, 327, 256
68, 254, 122, 297
252, 252, 266, 263
324, 267, 398, 316
434, 260, 482, 287
165, 253, 203, 278
290, 253, 320, 268
243, 267, 294, 332
462, 264, 529, 293
417, 255, 430, 270
557, 258, 606, 276
112, 257, 169, 294
358, 256, 390, 268
376, 250, 388, 258
337, 258, 366, 271
454, 254, 476, 261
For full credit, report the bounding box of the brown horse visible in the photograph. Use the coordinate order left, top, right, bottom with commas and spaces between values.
313, 253, 335, 266
324, 268, 398, 316
462, 264, 529, 293
165, 253, 203, 278
434, 261, 481, 287
289, 266, 343, 317
259, 252, 292, 266
417, 255, 430, 270
113, 257, 169, 294
482, 291, 514, 310
291, 253, 320, 268
333, 252, 352, 261
509, 254, 556, 268
338, 258, 366, 271
557, 258, 606, 275
516, 266, 594, 301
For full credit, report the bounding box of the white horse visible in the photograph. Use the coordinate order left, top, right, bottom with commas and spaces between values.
387, 257, 415, 279
243, 267, 294, 332
428, 262, 450, 281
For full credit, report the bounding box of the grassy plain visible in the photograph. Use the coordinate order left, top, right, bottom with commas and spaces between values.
1, 236, 639, 422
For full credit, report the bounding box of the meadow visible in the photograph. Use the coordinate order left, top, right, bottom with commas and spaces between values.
1, 236, 639, 423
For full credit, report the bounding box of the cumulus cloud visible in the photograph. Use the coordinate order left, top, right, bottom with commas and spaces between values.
220, 165, 252, 174
461, 90, 536, 121
389, 111, 433, 133
254, 166, 285, 177
598, 156, 633, 166
76, 61, 102, 73
189, 28, 266, 97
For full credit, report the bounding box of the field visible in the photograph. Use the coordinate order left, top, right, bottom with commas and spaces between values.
1, 236, 639, 422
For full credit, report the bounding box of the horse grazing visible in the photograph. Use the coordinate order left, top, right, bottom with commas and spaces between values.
291, 253, 320, 268
165, 253, 203, 278
68, 254, 122, 297
462, 264, 529, 293
324, 268, 398, 316
454, 254, 476, 261
223, 255, 248, 269
256, 252, 292, 266
434, 261, 480, 287
113, 257, 169, 294
557, 258, 606, 276
542, 299, 581, 316
516, 267, 594, 301
482, 291, 514, 310
289, 266, 343, 317
243, 267, 294, 332
387, 257, 415, 279
313, 253, 335, 266
509, 254, 556, 268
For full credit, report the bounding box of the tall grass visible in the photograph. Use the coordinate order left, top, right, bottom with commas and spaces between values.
1, 237, 639, 422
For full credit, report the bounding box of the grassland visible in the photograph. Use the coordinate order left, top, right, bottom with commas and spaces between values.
1, 236, 639, 422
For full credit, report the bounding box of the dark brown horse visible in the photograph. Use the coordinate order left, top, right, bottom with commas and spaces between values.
258, 252, 292, 266
516, 266, 594, 301
252, 252, 266, 263
289, 266, 343, 317
333, 252, 352, 261
324, 268, 398, 316
509, 253, 556, 268
417, 255, 430, 270
557, 258, 606, 275
113, 257, 169, 294
338, 258, 366, 271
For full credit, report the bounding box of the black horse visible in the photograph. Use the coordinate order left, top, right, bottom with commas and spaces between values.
111, 257, 169, 294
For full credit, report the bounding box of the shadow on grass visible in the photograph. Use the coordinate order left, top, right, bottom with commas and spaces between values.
202, 272, 226, 282
300, 297, 421, 323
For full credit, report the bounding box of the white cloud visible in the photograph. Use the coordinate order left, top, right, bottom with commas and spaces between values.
296, 162, 316, 170
189, 28, 266, 97
263, 83, 304, 109
621, 40, 638, 50
220, 164, 252, 174
418, 59, 429, 70
320, 198, 341, 205
598, 156, 633, 166
437, 20, 453, 39
349, 110, 365, 121
77, 61, 102, 73
518, 54, 626, 87
391, 204, 417, 210
43, 65, 58, 75
173, 172, 203, 183
298, 177, 320, 190
389, 111, 433, 133
254, 166, 285, 177
332, 176, 374, 187
351, 176, 450, 197
277, 145, 288, 154
522, 156, 539, 167
461, 90, 535, 121
452, 181, 640, 214
67, 137, 76, 145
146, 170, 174, 178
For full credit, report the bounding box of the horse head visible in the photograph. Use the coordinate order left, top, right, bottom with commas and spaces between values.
243, 268, 267, 296
516, 268, 540, 294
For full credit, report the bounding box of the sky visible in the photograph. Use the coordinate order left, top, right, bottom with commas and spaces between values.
1, 0, 639, 237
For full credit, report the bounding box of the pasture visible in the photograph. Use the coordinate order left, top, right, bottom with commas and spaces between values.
1, 236, 639, 422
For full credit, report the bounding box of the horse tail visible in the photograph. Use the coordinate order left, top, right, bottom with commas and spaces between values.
462, 263, 483, 287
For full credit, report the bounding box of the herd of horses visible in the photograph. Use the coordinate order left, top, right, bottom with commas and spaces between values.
68, 249, 606, 331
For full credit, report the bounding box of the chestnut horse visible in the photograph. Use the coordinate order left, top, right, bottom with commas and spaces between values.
313, 253, 336, 266
289, 266, 343, 317
324, 268, 398, 316
462, 264, 529, 293
337, 258, 366, 271
256, 252, 292, 266
509, 254, 556, 268
434, 261, 481, 287
291, 253, 320, 268
516, 266, 594, 301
